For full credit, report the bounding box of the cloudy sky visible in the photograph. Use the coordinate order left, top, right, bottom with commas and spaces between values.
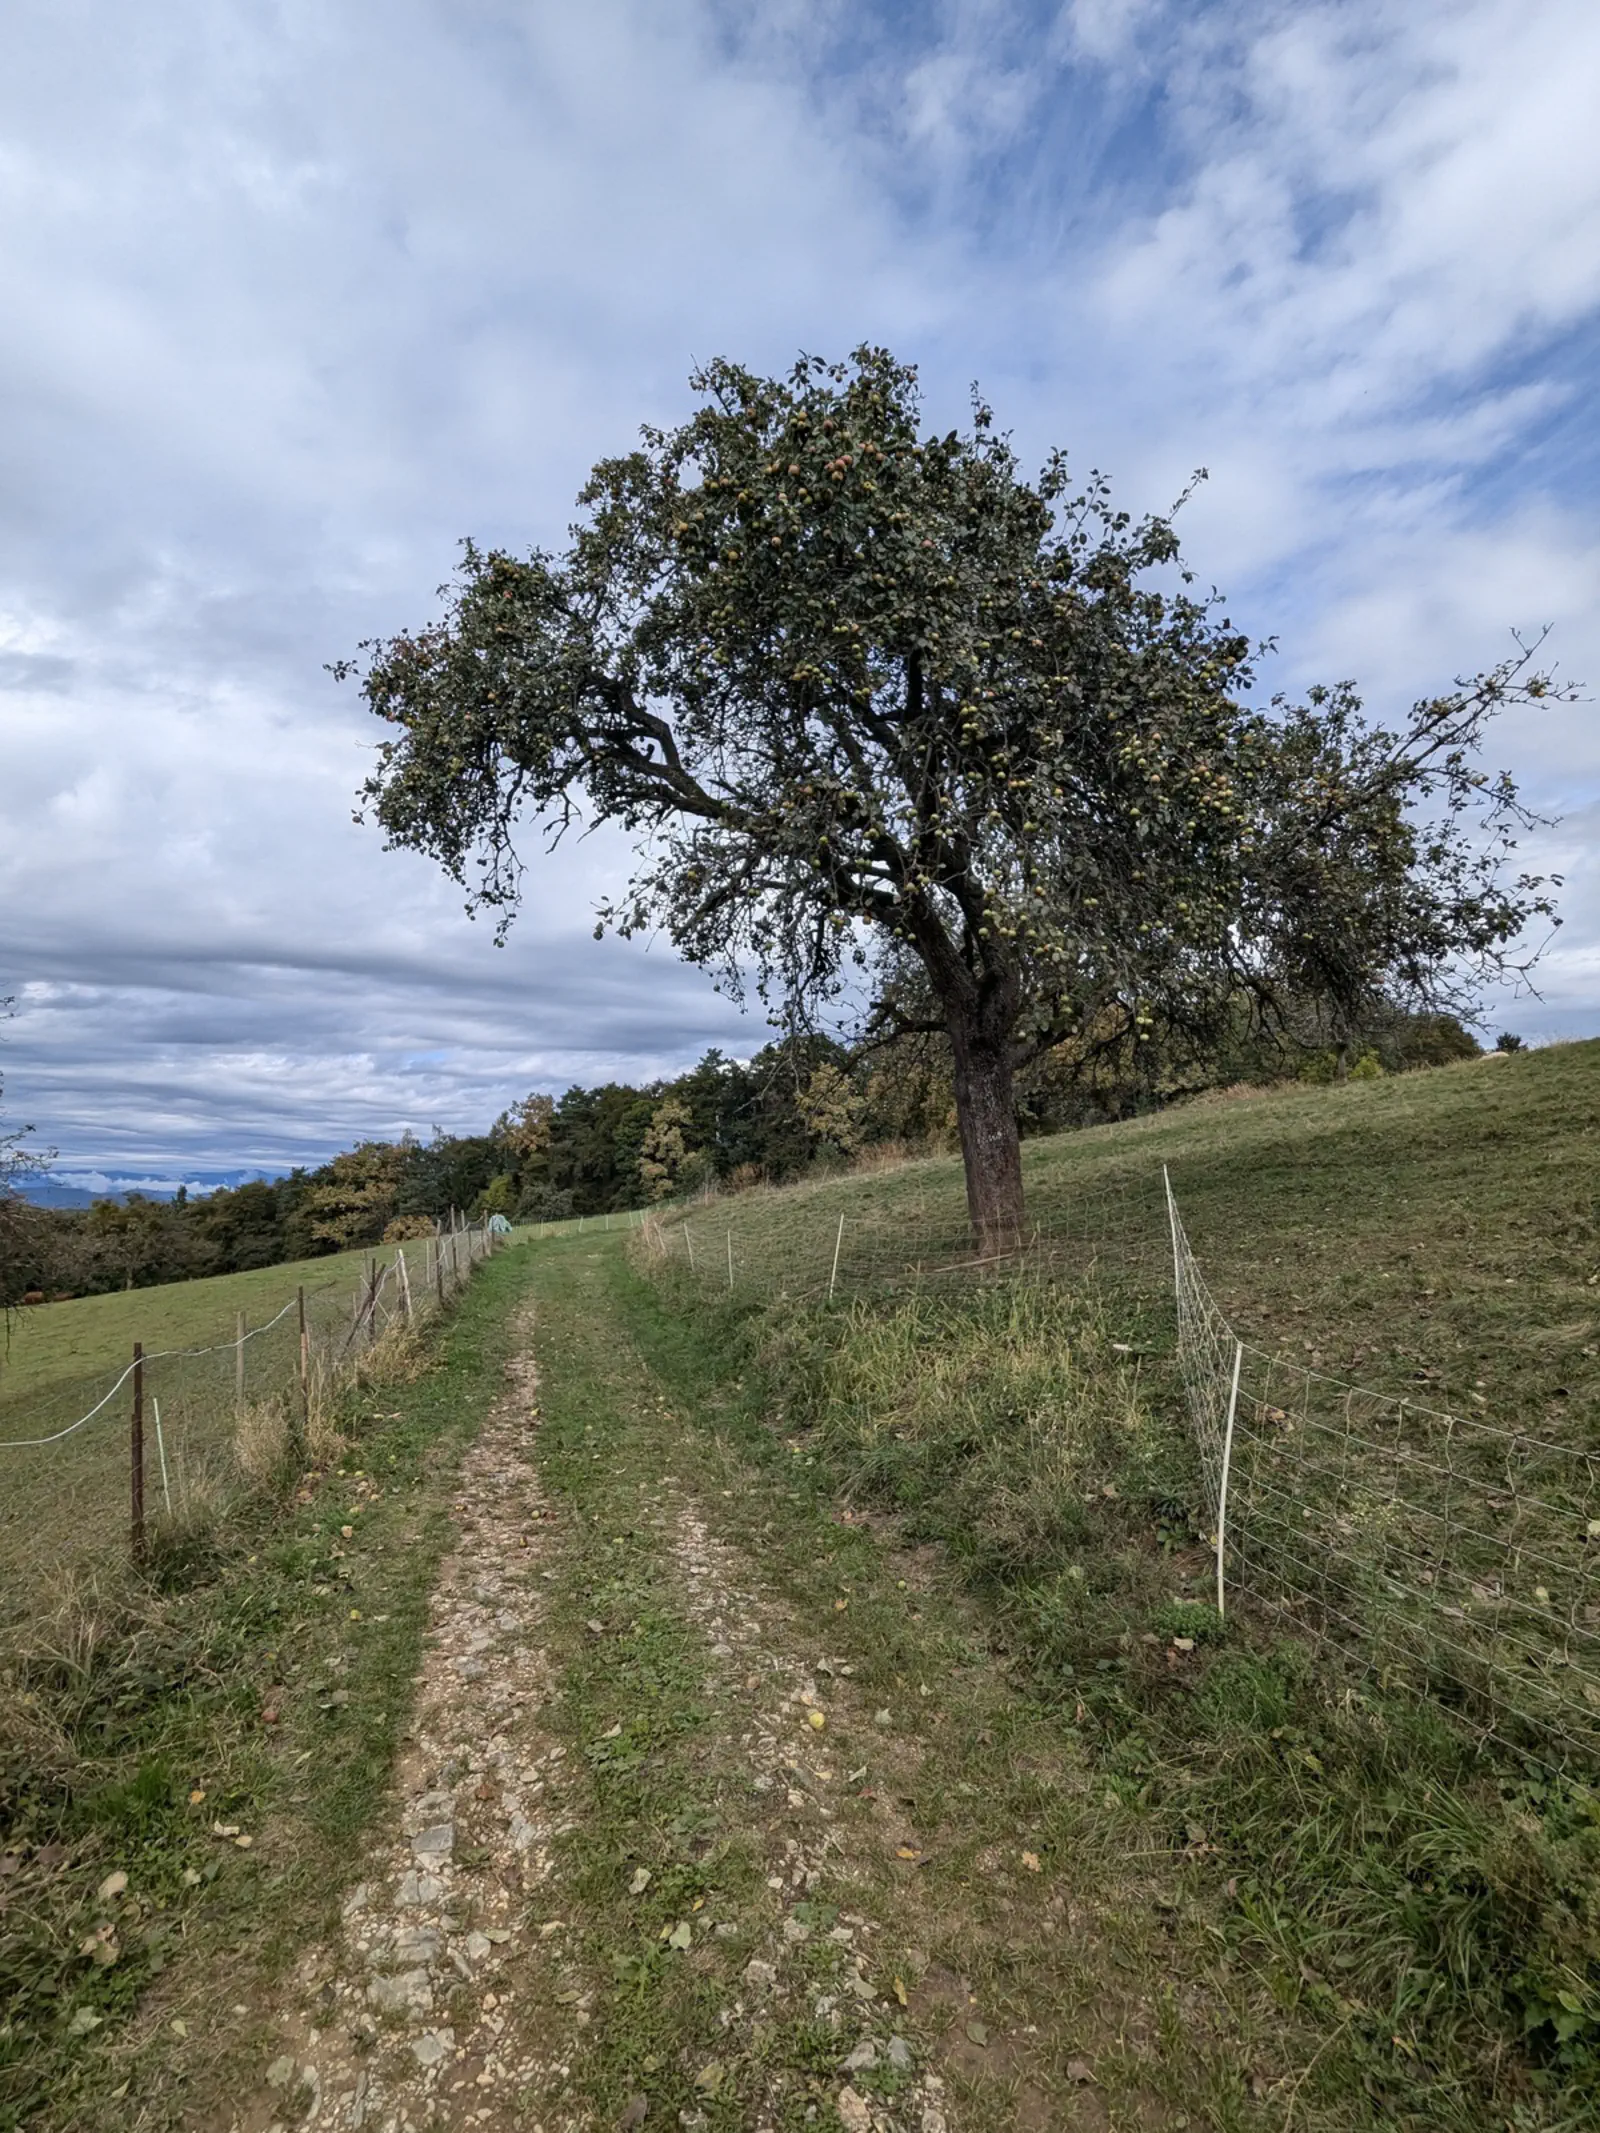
3, 0, 1598, 1192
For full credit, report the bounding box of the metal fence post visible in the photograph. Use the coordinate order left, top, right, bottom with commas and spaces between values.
130, 1342, 146, 1562
235, 1310, 246, 1415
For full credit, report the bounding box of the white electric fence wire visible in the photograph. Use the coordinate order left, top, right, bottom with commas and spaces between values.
1, 1223, 497, 1455
0, 1292, 305, 1449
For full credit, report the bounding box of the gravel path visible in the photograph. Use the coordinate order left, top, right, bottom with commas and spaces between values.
231, 1345, 583, 2133
221, 1273, 1127, 2131
662, 1501, 953, 2133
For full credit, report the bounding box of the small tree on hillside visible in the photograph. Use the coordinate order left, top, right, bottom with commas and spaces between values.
494, 1091, 555, 1163
305, 1141, 407, 1250
638, 1097, 692, 1201
346, 349, 1563, 1249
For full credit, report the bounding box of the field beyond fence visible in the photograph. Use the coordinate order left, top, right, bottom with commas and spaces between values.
633, 1057, 1600, 1766
0, 1220, 498, 1608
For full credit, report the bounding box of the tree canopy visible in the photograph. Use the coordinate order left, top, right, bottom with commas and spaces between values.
346, 347, 1562, 1246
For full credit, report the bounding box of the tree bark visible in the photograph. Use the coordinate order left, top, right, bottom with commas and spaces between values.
948, 1017, 1025, 1256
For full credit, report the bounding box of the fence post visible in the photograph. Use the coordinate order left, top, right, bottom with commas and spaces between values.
727, 1227, 734, 1292
396, 1246, 413, 1321
1216, 1339, 1244, 1618
130, 1343, 146, 1562
829, 1213, 846, 1302
1162, 1165, 1183, 1317
684, 1225, 695, 1272
434, 1234, 445, 1309
295, 1286, 310, 1458
235, 1310, 246, 1415
153, 1396, 172, 1515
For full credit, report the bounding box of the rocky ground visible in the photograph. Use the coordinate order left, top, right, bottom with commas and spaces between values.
223, 1251, 1249, 2133
231, 1348, 581, 2131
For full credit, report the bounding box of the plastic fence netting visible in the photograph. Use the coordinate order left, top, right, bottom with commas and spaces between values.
636, 1163, 1170, 1311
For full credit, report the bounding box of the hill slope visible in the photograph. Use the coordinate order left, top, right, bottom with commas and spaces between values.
663, 1041, 1600, 1441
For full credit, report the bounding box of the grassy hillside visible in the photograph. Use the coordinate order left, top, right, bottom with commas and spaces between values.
660, 1041, 1600, 1437
0, 1222, 541, 1410
634, 1042, 1600, 2117
0, 1230, 505, 1595
0, 1244, 409, 1406
1035, 1039, 1600, 1427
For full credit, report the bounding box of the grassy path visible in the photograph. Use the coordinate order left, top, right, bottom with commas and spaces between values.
240, 1235, 1303, 2132
532, 1240, 1287, 2132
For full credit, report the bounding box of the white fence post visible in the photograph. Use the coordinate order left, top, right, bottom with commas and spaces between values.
153, 1396, 173, 1515
829, 1213, 846, 1301
1163, 1164, 1183, 1314
1217, 1339, 1243, 1618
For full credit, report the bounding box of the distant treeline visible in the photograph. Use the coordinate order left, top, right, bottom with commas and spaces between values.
0, 1009, 1487, 1304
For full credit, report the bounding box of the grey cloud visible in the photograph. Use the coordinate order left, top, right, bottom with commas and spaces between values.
1, 0, 1598, 1187
0, 654, 74, 692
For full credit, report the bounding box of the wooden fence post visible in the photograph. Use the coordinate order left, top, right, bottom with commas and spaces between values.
130, 1343, 146, 1562
235, 1311, 245, 1415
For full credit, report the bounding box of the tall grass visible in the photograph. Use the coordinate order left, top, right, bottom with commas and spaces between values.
723, 1272, 1600, 2117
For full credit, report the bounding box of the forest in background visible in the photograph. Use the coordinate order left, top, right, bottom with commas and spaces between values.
0, 1006, 1491, 1303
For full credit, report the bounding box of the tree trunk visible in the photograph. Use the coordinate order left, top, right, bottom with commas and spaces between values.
948, 1019, 1025, 1257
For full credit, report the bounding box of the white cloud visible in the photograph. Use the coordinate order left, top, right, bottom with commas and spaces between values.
1, 0, 1598, 1180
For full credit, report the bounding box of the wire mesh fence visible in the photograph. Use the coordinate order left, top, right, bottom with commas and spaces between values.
635, 1160, 1170, 1313
629, 1154, 1600, 1764
1165, 1170, 1600, 1762
0, 1220, 497, 1611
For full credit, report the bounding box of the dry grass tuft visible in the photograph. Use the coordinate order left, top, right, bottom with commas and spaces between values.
233, 1394, 290, 1485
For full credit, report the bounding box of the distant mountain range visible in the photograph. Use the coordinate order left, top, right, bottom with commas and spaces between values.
10, 1175, 276, 1208
11, 1180, 149, 1208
